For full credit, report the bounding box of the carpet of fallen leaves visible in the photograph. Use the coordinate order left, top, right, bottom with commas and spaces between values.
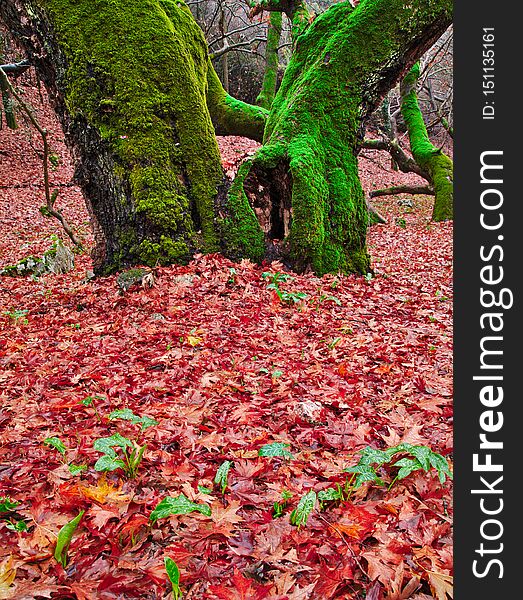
0, 83, 453, 600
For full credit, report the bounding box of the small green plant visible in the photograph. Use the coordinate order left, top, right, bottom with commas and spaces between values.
3, 308, 29, 325
435, 290, 450, 302
214, 460, 232, 494
227, 267, 237, 285
93, 433, 146, 479
54, 510, 84, 567
396, 218, 407, 228
48, 152, 60, 170
44, 436, 67, 458
326, 337, 342, 350
344, 443, 453, 490
0, 496, 29, 531
149, 494, 211, 523
317, 480, 354, 507
165, 557, 182, 599
318, 293, 342, 306
0, 496, 19, 514
43, 437, 86, 474
364, 272, 374, 282
290, 490, 317, 527
262, 271, 308, 304
272, 490, 292, 518
108, 408, 158, 431
80, 395, 103, 422
258, 442, 294, 459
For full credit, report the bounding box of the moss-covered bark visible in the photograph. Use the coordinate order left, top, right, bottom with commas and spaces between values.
2, 0, 452, 276
256, 11, 282, 110
224, 0, 452, 274
400, 63, 453, 221
206, 66, 267, 142
1, 0, 228, 273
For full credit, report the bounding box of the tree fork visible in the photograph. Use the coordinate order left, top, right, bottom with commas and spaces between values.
226, 0, 452, 275
400, 62, 453, 221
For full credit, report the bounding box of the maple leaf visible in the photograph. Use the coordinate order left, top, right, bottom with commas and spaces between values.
79, 475, 130, 505
208, 569, 272, 600
426, 571, 453, 600
0, 556, 16, 600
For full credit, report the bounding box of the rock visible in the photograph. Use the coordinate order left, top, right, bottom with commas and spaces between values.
116, 268, 155, 292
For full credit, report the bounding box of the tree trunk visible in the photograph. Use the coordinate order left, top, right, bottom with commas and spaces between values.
0, 0, 233, 273
222, 0, 452, 274
400, 62, 453, 221
1, 0, 452, 276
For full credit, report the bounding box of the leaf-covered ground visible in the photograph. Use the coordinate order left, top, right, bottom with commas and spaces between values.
0, 84, 453, 599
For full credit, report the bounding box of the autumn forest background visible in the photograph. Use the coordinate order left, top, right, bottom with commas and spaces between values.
0, 1, 453, 599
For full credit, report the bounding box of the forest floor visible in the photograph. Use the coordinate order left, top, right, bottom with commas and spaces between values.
0, 83, 453, 600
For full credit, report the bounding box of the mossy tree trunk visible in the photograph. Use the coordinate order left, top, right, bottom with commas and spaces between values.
2, 0, 452, 276
400, 63, 453, 221
0, 0, 265, 273
223, 0, 452, 274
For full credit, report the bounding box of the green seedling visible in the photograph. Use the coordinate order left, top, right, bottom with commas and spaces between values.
5, 519, 28, 532
150, 494, 211, 524
317, 480, 355, 508
0, 496, 29, 532
80, 395, 103, 422
262, 271, 308, 304
228, 267, 237, 285
108, 408, 158, 431
318, 293, 342, 306
0, 496, 20, 514
258, 442, 294, 459
344, 443, 453, 490
165, 557, 182, 599
290, 490, 317, 527
54, 510, 84, 567
214, 460, 232, 494
93, 433, 146, 479
44, 436, 67, 458
3, 309, 29, 325
272, 490, 292, 519
43, 436, 86, 475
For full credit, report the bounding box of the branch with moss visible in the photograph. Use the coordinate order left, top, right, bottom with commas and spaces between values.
206, 63, 268, 141
0, 66, 82, 248
400, 62, 453, 221
370, 184, 434, 198
247, 0, 311, 41
361, 138, 429, 180
256, 11, 282, 109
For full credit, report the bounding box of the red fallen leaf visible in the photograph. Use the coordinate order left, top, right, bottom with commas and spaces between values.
331, 504, 378, 542
313, 562, 354, 598
366, 580, 384, 600
207, 569, 272, 600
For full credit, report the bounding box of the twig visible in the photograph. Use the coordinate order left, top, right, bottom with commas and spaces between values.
0, 66, 82, 249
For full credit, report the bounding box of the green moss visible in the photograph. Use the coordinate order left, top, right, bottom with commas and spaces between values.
206, 66, 267, 142
256, 12, 282, 110
137, 236, 190, 266
401, 63, 453, 221
218, 160, 265, 261
42, 0, 224, 267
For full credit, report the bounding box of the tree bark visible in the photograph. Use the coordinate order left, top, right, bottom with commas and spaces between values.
1, 0, 230, 273
256, 11, 283, 110
224, 0, 452, 274
1, 0, 452, 276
